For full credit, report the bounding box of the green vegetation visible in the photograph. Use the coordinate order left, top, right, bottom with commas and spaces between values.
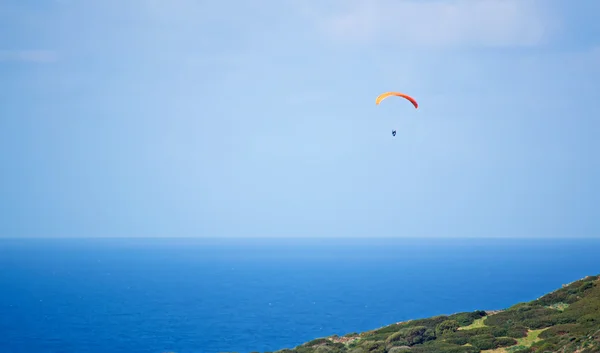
545, 303, 569, 312
253, 274, 600, 353
459, 317, 487, 330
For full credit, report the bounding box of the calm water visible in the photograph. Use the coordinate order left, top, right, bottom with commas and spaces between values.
0, 237, 598, 353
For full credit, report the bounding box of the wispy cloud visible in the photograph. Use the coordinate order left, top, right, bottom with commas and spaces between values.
565, 46, 600, 72
300, 0, 556, 48
283, 90, 332, 106
0, 50, 58, 63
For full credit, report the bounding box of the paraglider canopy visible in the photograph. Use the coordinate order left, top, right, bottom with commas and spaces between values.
375, 92, 418, 109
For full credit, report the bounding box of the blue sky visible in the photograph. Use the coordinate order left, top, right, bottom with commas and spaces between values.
1, 0, 599, 238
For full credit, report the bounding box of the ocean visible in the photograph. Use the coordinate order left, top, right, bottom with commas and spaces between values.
0, 237, 598, 353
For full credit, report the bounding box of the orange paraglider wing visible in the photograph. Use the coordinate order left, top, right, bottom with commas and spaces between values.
375, 92, 418, 109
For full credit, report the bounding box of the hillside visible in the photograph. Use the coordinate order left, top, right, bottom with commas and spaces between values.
248, 274, 600, 353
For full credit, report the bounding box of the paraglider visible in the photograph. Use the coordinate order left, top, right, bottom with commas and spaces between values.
375, 91, 418, 137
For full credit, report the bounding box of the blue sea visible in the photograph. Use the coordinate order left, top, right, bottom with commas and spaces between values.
1, 237, 599, 353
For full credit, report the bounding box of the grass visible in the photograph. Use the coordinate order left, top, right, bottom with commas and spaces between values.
545, 302, 569, 311
459, 317, 487, 330
480, 329, 546, 353
516, 329, 544, 346
482, 347, 513, 353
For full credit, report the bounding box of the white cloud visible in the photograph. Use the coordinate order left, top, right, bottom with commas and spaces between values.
301, 0, 556, 47
0, 50, 58, 63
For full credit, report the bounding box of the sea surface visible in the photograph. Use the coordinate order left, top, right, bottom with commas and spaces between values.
0, 237, 599, 353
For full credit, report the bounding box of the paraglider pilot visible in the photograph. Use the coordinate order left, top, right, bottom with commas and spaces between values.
392, 130, 397, 137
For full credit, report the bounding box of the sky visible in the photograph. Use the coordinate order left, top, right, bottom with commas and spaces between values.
1, 0, 599, 238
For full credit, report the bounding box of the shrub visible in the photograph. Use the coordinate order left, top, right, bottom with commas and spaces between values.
411, 342, 479, 353
496, 337, 518, 348
484, 307, 558, 329
436, 320, 460, 336
449, 311, 487, 327
442, 332, 469, 346
406, 316, 451, 331
505, 325, 529, 338
469, 334, 496, 350
358, 341, 385, 353
386, 331, 410, 347
539, 324, 586, 339
533, 277, 598, 307
304, 339, 330, 347
384, 326, 435, 347
388, 347, 412, 353
348, 349, 366, 353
